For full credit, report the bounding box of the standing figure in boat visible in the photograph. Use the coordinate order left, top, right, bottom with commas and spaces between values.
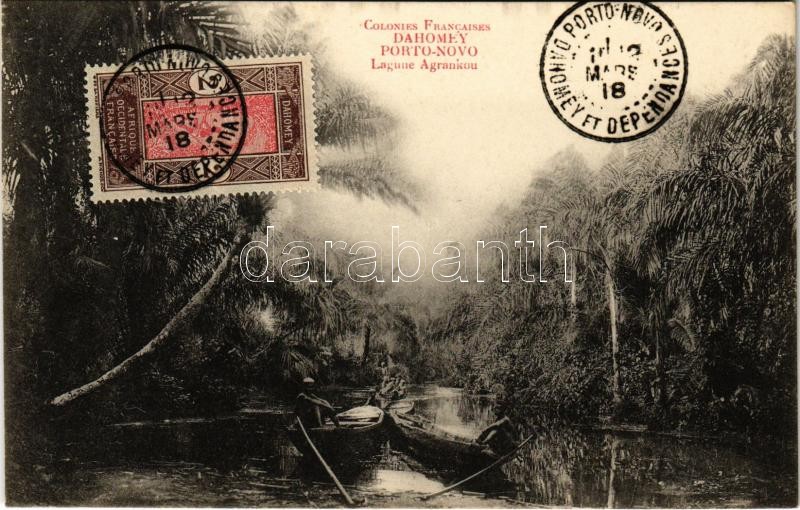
295, 377, 340, 428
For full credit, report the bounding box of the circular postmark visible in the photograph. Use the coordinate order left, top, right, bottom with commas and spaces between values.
540, 2, 687, 142
100, 44, 248, 192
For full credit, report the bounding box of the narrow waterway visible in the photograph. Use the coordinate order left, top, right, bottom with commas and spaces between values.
34, 386, 796, 507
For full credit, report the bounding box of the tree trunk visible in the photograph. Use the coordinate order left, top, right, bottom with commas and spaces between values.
361, 321, 371, 365
569, 256, 577, 328
654, 333, 665, 408
570, 257, 577, 308
606, 269, 622, 409
606, 438, 619, 508
653, 299, 667, 411
48, 228, 246, 406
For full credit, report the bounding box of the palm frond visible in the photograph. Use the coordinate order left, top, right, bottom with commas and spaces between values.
320, 157, 421, 213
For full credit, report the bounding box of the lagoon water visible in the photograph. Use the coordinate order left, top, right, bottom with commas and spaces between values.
30, 386, 796, 507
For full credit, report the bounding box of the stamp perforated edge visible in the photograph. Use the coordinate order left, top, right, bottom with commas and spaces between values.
84, 54, 320, 203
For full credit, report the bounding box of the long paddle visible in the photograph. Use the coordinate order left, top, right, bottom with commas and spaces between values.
418, 434, 535, 501
295, 417, 356, 507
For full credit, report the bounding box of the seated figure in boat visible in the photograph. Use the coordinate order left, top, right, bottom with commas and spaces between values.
474, 416, 516, 453
392, 377, 407, 400
295, 377, 340, 428
363, 368, 389, 407
379, 375, 407, 402
379, 374, 395, 396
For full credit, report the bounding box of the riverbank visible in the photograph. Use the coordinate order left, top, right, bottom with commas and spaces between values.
8, 385, 796, 507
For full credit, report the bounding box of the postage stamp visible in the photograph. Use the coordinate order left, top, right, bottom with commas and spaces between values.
540, 2, 687, 142
85, 46, 317, 201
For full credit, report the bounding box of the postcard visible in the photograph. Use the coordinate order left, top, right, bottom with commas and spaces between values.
3, 2, 796, 507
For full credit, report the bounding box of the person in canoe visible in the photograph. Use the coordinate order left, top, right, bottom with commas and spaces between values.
391, 376, 407, 400
379, 374, 396, 396
474, 416, 516, 453
295, 377, 340, 428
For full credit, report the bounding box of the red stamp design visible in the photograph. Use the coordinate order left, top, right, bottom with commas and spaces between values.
86, 51, 317, 201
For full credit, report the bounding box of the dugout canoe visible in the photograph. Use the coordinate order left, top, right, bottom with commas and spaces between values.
388, 413, 499, 467
383, 399, 415, 415
286, 405, 387, 461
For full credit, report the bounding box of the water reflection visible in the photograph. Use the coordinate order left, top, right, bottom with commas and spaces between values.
503, 425, 796, 508
413, 387, 495, 438
363, 469, 444, 493
398, 387, 795, 507
35, 385, 797, 507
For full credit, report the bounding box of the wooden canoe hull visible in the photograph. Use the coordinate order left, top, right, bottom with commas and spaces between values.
286, 406, 388, 462
388, 415, 499, 468
384, 399, 414, 415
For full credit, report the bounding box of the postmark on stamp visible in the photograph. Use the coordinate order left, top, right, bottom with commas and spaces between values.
540, 2, 687, 142
86, 47, 317, 201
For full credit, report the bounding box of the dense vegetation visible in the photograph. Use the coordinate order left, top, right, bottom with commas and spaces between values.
3, 2, 422, 496
419, 35, 796, 437
3, 5, 795, 503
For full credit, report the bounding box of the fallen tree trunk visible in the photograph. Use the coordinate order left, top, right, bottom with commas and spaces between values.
48, 229, 246, 407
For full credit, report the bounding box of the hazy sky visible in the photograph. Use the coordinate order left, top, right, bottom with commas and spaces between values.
241, 2, 794, 290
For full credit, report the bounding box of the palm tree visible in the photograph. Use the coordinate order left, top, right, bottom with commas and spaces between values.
1, 1, 421, 406
629, 34, 795, 415
48, 196, 264, 405
556, 163, 635, 412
